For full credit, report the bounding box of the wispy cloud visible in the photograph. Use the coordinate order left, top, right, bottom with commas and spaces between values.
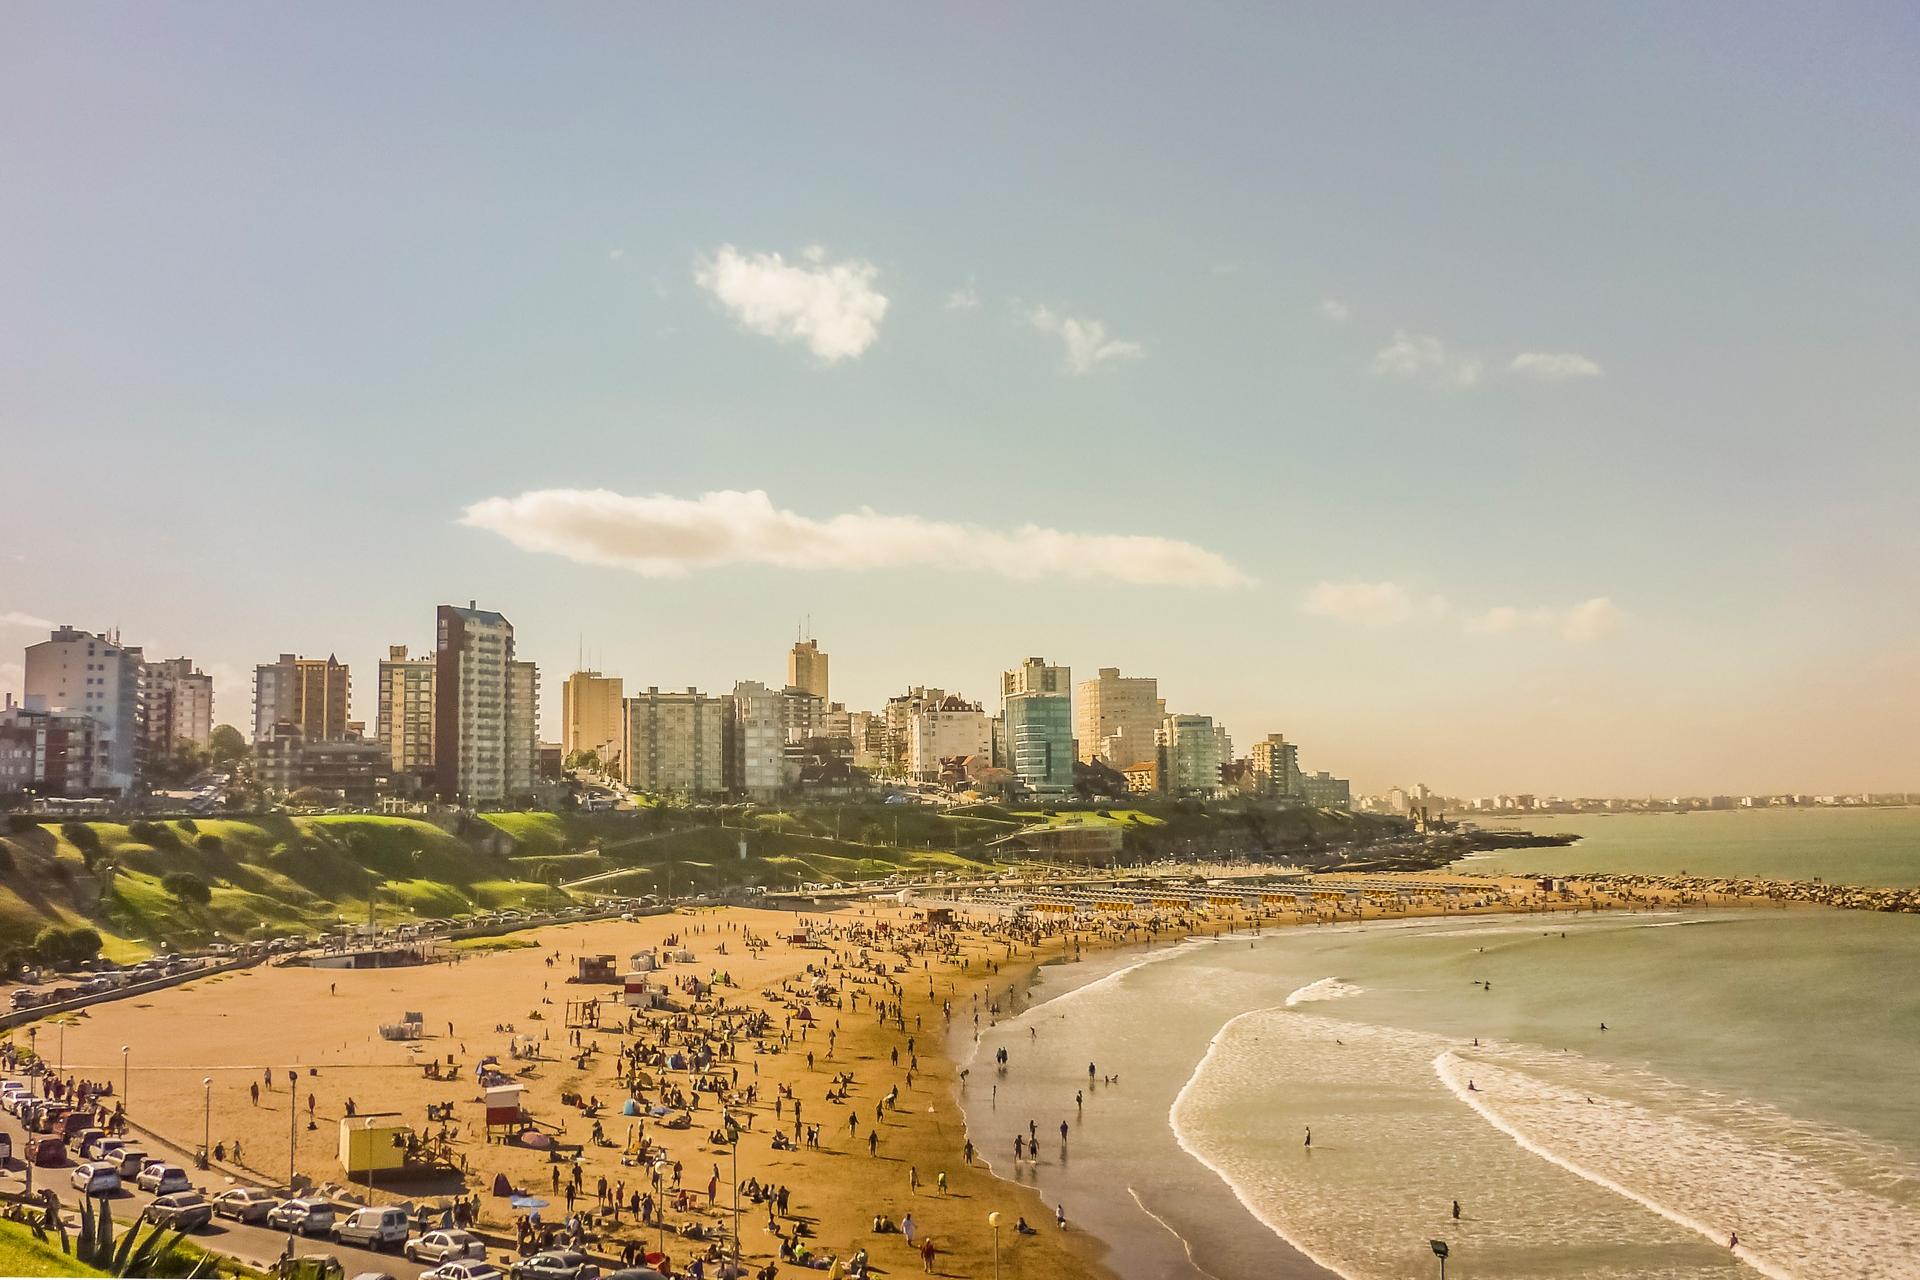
1368, 331, 1482, 388
0, 662, 21, 700
0, 610, 51, 630
1307, 583, 1623, 643
1318, 298, 1352, 324
462, 488, 1249, 588
1509, 351, 1603, 380
694, 244, 888, 362
1302, 581, 1435, 627
944, 283, 981, 311
1464, 597, 1623, 642
1029, 306, 1143, 374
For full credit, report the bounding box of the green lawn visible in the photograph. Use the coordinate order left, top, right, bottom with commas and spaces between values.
0, 1219, 106, 1277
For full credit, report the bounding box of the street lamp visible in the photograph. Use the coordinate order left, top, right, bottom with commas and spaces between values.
1431, 1238, 1450, 1279
26, 1028, 36, 1097
988, 1211, 1002, 1280
202, 1078, 213, 1169
121, 1045, 129, 1109
725, 1117, 741, 1278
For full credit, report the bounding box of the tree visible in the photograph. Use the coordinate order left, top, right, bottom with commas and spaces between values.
208, 724, 248, 766
32, 925, 103, 968
161, 871, 212, 905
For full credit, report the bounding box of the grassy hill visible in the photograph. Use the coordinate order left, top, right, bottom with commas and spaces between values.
0, 799, 1406, 959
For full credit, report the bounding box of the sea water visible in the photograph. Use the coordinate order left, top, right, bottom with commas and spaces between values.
1454, 806, 1920, 887
957, 906, 1920, 1279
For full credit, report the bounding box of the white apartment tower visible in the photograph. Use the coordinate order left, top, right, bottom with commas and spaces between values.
624, 687, 729, 796
23, 626, 141, 792
731, 680, 787, 798
433, 602, 534, 804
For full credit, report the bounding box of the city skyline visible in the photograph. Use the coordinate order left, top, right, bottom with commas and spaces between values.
4, 5, 1917, 795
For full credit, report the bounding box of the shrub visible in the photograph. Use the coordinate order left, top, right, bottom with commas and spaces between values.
161, 870, 213, 905
194, 833, 224, 854
177, 818, 198, 834
32, 925, 103, 968
63, 823, 103, 856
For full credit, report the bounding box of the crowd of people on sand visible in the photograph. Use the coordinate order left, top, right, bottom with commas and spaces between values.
33, 877, 1644, 1278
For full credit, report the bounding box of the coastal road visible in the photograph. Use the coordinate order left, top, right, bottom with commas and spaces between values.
0, 1105, 434, 1279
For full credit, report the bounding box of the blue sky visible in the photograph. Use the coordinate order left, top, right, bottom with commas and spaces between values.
3, 3, 1916, 794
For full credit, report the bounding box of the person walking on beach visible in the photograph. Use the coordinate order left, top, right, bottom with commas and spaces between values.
1304, 1126, 1312, 1148
1452, 1199, 1461, 1220
920, 1236, 937, 1272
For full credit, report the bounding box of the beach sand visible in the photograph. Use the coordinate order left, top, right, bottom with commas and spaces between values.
16, 873, 1791, 1279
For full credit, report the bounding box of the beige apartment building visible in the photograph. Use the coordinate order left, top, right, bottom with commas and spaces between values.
787, 638, 829, 703
1249, 733, 1302, 799
140, 656, 213, 760
1074, 667, 1163, 768
624, 687, 729, 797
254, 653, 351, 744
562, 671, 625, 761
375, 645, 436, 777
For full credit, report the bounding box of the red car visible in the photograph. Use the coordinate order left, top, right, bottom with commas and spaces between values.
29, 1137, 67, 1167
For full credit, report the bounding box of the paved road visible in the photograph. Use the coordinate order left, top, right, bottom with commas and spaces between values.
0, 1103, 435, 1278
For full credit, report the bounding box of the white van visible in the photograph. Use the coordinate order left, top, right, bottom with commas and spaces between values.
335, 1205, 410, 1250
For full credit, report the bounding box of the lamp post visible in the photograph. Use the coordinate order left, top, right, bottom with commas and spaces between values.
726, 1117, 741, 1278
121, 1045, 129, 1109
1431, 1238, 1449, 1279
988, 1211, 1002, 1280
26, 1028, 36, 1097
202, 1078, 213, 1169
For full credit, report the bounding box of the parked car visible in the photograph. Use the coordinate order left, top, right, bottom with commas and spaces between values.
268, 1198, 337, 1236
0, 1132, 11, 1163
419, 1264, 502, 1280
144, 1191, 214, 1231
212, 1186, 278, 1223
70, 1162, 121, 1195
511, 1250, 600, 1280
334, 1206, 410, 1250
73, 1128, 106, 1158
112, 1147, 150, 1179
404, 1230, 487, 1264
135, 1162, 193, 1195
29, 1136, 67, 1167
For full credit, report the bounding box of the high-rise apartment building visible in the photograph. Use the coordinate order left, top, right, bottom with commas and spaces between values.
375, 645, 437, 778
883, 687, 949, 773
253, 654, 351, 744
139, 657, 213, 760
1248, 733, 1303, 799
0, 700, 101, 796
787, 638, 829, 703
561, 671, 624, 762
23, 626, 141, 791
730, 681, 787, 798
623, 687, 729, 796
433, 603, 533, 804
778, 686, 823, 743
1074, 668, 1162, 768
1002, 658, 1074, 794
1159, 713, 1222, 798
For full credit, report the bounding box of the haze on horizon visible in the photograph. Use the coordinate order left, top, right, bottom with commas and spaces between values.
2, 4, 1916, 797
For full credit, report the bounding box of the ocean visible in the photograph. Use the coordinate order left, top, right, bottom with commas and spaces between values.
1453, 807, 1920, 887
954, 812, 1920, 1279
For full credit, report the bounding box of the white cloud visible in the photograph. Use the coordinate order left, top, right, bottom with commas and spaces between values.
694, 244, 888, 362
1303, 581, 1431, 627
1318, 298, 1352, 324
1029, 307, 1143, 374
1466, 596, 1623, 643
1509, 351, 1603, 380
462, 488, 1250, 588
1368, 331, 1481, 388
608, 248, 625, 261
944, 284, 981, 311
0, 610, 51, 630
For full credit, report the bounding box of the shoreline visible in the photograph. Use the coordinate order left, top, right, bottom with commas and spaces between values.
7, 872, 1871, 1280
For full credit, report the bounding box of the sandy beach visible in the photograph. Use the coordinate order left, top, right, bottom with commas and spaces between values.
11, 873, 1800, 1279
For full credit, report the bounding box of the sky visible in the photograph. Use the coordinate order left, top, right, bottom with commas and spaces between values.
2, 3, 1917, 796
